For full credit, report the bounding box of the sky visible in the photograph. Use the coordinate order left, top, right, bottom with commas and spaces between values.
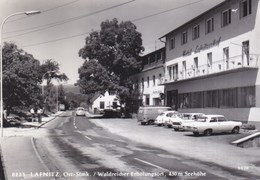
0, 0, 224, 85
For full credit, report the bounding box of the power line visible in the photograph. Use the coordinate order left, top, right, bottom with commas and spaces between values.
132, 0, 204, 22
22, 32, 90, 48
21, 0, 205, 48
3, 0, 136, 37
6, 0, 81, 24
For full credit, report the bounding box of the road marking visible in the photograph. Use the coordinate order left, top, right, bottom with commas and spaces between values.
134, 158, 169, 171
84, 136, 92, 141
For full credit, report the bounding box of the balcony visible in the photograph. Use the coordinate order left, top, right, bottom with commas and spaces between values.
161, 54, 258, 84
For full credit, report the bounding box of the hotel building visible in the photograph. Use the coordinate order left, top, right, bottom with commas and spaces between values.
160, 0, 259, 122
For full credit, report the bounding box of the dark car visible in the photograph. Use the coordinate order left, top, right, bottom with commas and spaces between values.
102, 109, 122, 118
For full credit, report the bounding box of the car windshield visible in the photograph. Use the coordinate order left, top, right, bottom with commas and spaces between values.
196, 117, 207, 122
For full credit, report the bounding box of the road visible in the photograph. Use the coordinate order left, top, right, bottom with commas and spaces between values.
30, 111, 255, 180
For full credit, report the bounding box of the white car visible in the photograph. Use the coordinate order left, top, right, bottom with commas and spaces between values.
171, 113, 205, 131
183, 115, 242, 136
76, 107, 85, 116
154, 111, 178, 126
165, 113, 183, 128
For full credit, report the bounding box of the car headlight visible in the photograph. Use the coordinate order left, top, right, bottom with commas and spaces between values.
193, 127, 198, 130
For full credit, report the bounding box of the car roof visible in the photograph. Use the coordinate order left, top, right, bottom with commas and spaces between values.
202, 114, 224, 118
163, 111, 178, 113
183, 113, 204, 115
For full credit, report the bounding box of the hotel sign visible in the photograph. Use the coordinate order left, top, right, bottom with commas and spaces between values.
183, 37, 221, 56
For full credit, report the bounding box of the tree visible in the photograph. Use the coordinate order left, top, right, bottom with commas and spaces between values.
2, 42, 42, 111
40, 59, 68, 112
77, 18, 144, 108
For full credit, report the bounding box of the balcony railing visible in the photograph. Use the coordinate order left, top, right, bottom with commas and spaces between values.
162, 54, 258, 84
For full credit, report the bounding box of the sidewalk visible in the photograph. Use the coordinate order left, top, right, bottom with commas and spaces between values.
2, 111, 63, 137
0, 111, 63, 179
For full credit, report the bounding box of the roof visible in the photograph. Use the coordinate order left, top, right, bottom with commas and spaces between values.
159, 0, 228, 39
202, 114, 225, 117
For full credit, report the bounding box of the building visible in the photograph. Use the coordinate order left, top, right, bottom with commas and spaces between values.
160, 0, 259, 121
88, 92, 120, 113
132, 47, 166, 106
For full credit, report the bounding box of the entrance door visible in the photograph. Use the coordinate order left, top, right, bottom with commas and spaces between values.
167, 90, 178, 110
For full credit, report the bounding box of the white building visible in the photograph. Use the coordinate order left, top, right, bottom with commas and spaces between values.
88, 92, 120, 113
132, 47, 166, 106
160, 0, 259, 122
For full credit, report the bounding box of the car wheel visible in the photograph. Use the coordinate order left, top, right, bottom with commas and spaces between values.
173, 128, 179, 131
232, 127, 240, 134
193, 132, 199, 136
141, 122, 146, 125
204, 129, 212, 136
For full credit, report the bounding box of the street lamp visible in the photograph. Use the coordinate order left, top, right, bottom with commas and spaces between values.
0, 10, 41, 137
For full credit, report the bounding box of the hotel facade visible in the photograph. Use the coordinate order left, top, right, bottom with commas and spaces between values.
160, 0, 260, 122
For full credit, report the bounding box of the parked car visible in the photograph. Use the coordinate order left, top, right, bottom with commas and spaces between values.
165, 113, 183, 128
137, 106, 172, 125
171, 113, 205, 131
183, 114, 242, 136
102, 109, 122, 118
154, 111, 178, 126
76, 107, 85, 116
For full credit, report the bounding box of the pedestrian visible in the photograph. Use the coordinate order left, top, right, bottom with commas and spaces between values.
37, 107, 43, 123
30, 107, 35, 122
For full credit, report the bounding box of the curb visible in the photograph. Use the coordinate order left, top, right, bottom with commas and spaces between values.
0, 146, 7, 180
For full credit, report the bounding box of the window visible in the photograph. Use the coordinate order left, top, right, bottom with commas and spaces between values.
143, 57, 148, 66
158, 73, 162, 84
222, 9, 231, 27
156, 52, 162, 61
237, 86, 255, 107
178, 86, 255, 109
147, 76, 149, 87
100, 101, 105, 109
168, 66, 172, 80
150, 55, 155, 63
218, 117, 227, 122
192, 25, 200, 40
204, 90, 218, 108
181, 31, 188, 45
210, 118, 217, 122
240, 0, 252, 18
169, 37, 175, 50
112, 102, 117, 109
172, 64, 178, 80
219, 88, 237, 108
153, 75, 156, 86
206, 18, 214, 34
145, 95, 150, 105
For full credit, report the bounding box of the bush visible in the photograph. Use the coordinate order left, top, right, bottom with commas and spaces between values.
241, 124, 256, 130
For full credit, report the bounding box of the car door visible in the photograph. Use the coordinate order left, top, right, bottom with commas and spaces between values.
217, 116, 230, 132
209, 117, 219, 133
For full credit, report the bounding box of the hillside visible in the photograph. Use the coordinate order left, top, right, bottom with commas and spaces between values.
63, 84, 81, 94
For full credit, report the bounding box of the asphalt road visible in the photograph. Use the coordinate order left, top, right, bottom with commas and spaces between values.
31, 111, 253, 180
